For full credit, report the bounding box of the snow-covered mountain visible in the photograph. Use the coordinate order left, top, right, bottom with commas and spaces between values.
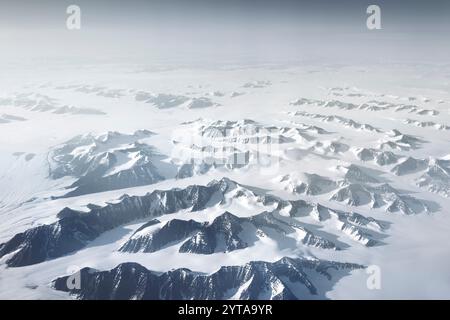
276, 173, 338, 195
378, 129, 424, 151
0, 93, 105, 115
135, 91, 218, 109
0, 178, 385, 268
0, 62, 449, 300
53, 257, 363, 300
330, 183, 430, 215
48, 130, 167, 197
353, 148, 401, 166
290, 97, 440, 116
277, 164, 432, 215
417, 159, 450, 197
120, 210, 338, 254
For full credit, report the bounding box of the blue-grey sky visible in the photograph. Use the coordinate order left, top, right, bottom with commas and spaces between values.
0, 0, 449, 64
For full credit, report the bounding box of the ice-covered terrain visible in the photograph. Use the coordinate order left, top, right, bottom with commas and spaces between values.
0, 62, 450, 300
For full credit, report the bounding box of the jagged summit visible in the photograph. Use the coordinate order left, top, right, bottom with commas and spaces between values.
0, 92, 105, 115
340, 164, 380, 184
120, 210, 338, 255
417, 159, 450, 197
276, 173, 337, 195
52, 257, 363, 300
0, 177, 385, 267
354, 148, 400, 166
391, 157, 428, 176
331, 182, 429, 215
48, 130, 166, 197
379, 130, 423, 150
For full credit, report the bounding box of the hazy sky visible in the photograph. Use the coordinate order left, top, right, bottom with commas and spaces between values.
0, 0, 449, 64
